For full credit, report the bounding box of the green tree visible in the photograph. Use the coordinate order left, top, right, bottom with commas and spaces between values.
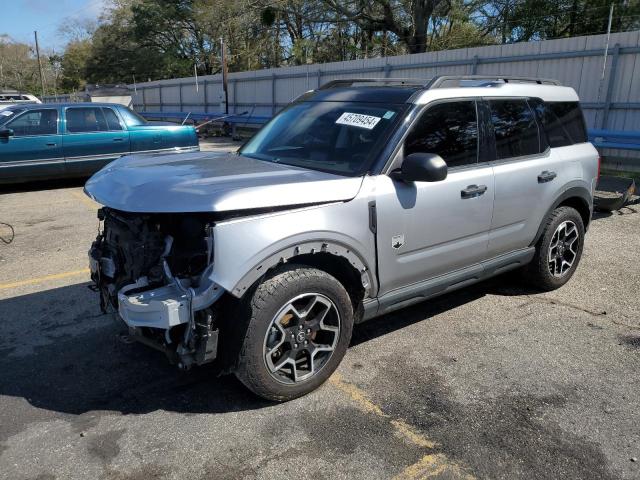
474, 0, 640, 43
0, 37, 45, 93
59, 40, 92, 91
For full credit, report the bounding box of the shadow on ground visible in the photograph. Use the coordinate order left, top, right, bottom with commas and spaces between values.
0, 177, 89, 194
0, 273, 539, 418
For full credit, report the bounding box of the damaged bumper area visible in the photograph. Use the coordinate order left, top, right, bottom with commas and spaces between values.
89, 208, 224, 368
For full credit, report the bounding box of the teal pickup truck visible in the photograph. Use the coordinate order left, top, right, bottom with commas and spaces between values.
0, 102, 199, 185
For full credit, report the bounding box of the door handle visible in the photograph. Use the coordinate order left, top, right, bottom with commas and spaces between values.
112, 137, 125, 142
538, 170, 557, 183
45, 142, 57, 147
461, 184, 488, 198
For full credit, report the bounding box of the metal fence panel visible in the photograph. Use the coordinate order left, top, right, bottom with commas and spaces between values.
45, 32, 640, 139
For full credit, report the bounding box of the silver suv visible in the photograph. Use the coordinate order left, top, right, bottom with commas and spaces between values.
86, 76, 599, 400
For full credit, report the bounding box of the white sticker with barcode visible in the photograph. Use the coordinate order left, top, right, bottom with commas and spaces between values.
335, 112, 381, 130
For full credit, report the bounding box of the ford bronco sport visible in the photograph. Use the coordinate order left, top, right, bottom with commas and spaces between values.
85, 76, 599, 401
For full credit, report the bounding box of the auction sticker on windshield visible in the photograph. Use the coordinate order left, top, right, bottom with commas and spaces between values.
335, 112, 381, 130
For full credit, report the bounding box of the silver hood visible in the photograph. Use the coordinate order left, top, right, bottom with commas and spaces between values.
84, 151, 364, 213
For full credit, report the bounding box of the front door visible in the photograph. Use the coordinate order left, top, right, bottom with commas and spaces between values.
375, 100, 495, 299
0, 108, 64, 182
63, 106, 130, 176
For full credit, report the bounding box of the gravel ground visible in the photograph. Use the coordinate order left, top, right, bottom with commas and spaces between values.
0, 161, 639, 480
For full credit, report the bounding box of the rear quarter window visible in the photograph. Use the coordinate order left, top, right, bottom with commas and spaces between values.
531, 101, 587, 147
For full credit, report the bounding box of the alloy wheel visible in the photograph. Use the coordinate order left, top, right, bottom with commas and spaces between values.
263, 293, 340, 384
547, 220, 579, 277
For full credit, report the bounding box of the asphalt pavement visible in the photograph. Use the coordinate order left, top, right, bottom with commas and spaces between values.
0, 157, 639, 479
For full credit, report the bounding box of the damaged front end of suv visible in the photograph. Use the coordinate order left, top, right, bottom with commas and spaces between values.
84, 148, 374, 376
90, 208, 223, 369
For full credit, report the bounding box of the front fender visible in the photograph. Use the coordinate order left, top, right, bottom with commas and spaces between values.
209, 199, 377, 298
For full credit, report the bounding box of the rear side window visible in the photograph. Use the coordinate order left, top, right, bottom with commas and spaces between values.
405, 101, 478, 168
489, 99, 541, 159
532, 101, 587, 147
5, 109, 58, 136
66, 107, 109, 133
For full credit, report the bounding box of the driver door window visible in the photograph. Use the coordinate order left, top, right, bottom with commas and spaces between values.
404, 101, 478, 168
6, 109, 58, 136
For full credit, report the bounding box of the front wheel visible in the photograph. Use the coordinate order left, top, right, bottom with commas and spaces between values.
525, 206, 585, 291
235, 265, 354, 401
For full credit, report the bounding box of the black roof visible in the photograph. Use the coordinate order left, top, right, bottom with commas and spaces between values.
297, 76, 562, 104
300, 85, 423, 104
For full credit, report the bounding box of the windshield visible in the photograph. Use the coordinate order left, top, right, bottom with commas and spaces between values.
240, 101, 405, 176
0, 108, 24, 126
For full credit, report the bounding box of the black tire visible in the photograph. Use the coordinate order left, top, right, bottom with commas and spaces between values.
235, 265, 354, 401
525, 206, 585, 291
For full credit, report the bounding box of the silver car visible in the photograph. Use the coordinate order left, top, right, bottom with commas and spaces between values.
85, 76, 599, 400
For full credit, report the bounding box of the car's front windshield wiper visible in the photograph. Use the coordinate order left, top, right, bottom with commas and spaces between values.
267, 146, 303, 152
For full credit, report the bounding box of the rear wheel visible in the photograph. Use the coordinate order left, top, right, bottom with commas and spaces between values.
235, 265, 353, 401
525, 206, 585, 291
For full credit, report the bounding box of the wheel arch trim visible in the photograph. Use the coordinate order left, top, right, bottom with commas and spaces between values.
530, 186, 593, 247
217, 238, 375, 299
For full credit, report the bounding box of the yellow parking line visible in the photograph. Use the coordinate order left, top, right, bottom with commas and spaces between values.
329, 372, 386, 416
69, 189, 98, 211
0, 268, 90, 290
329, 372, 475, 480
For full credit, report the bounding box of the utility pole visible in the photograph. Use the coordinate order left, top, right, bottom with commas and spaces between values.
33, 31, 46, 97
220, 37, 228, 114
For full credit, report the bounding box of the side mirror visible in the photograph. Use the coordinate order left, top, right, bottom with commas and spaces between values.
392, 152, 448, 183
0, 128, 14, 138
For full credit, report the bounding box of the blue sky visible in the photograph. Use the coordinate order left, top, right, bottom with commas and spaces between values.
0, 0, 107, 53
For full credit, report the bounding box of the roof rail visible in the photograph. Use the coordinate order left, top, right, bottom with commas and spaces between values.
317, 75, 561, 92
318, 78, 428, 89
426, 75, 561, 88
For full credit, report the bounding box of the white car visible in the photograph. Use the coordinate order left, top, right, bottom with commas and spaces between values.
0, 92, 41, 111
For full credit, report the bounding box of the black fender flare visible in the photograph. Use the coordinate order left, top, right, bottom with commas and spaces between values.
229, 240, 375, 299
530, 186, 593, 247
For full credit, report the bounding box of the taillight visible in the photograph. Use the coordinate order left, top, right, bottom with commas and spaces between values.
597, 155, 601, 180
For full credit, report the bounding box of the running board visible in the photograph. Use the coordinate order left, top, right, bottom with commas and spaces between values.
365, 247, 535, 320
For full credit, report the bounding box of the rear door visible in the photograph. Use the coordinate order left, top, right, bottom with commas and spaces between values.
486, 98, 581, 258
63, 106, 130, 176
375, 99, 495, 298
0, 107, 64, 181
